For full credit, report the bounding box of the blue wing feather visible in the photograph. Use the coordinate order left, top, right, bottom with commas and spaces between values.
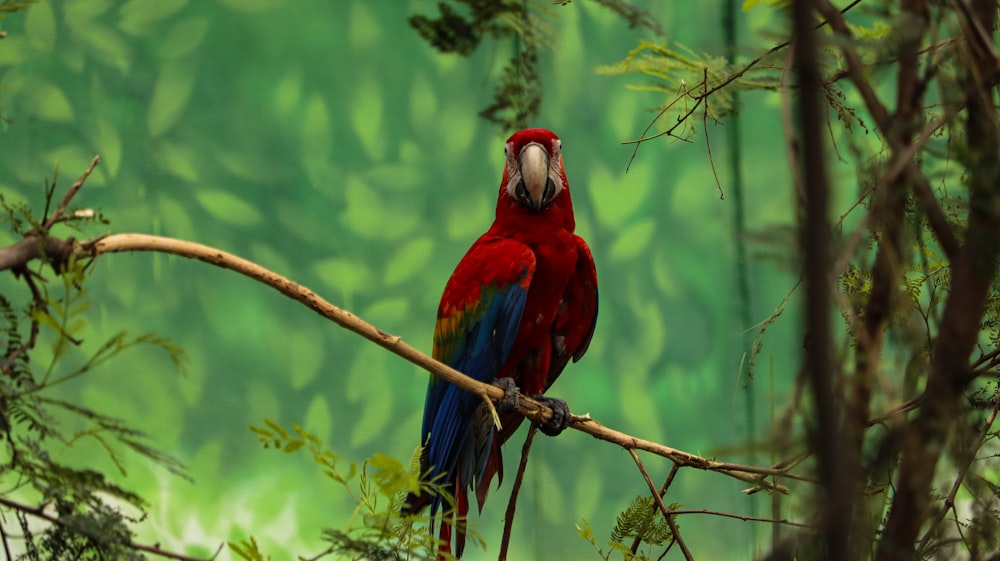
418, 238, 535, 518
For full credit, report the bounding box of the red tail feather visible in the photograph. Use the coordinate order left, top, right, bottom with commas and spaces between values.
455, 483, 469, 557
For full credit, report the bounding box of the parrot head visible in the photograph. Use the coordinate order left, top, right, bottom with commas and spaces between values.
502, 128, 568, 212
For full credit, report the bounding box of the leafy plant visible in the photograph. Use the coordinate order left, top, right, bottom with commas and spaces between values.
232, 419, 474, 561
0, 168, 191, 559
577, 494, 680, 561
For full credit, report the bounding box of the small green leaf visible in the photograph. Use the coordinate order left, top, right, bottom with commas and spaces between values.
347, 2, 380, 50
283, 440, 304, 453
351, 74, 384, 159
340, 176, 383, 238
0, 36, 26, 65
28, 80, 73, 122
361, 298, 410, 327
159, 17, 210, 59
409, 75, 437, 129
68, 23, 131, 72
263, 418, 289, 439
384, 237, 434, 286
447, 195, 491, 240
119, 0, 188, 36
287, 328, 324, 389
25, 0, 56, 53
194, 189, 263, 227
301, 93, 331, 158
154, 141, 200, 182
273, 68, 303, 118
313, 258, 374, 302
90, 117, 122, 178
248, 425, 273, 438
303, 395, 331, 444
363, 163, 426, 192
609, 219, 656, 261
148, 60, 196, 137
590, 162, 653, 228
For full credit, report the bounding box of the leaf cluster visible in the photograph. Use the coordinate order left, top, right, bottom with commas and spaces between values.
0, 185, 188, 559
577, 495, 680, 561
234, 420, 473, 561
408, 0, 662, 131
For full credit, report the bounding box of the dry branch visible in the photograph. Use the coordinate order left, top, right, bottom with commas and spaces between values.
75, 232, 793, 493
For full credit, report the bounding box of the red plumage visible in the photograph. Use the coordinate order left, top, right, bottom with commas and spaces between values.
409, 128, 598, 558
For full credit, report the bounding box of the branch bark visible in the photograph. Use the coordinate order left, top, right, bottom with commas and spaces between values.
78, 232, 794, 492
877, 1, 1000, 558
793, 1, 850, 559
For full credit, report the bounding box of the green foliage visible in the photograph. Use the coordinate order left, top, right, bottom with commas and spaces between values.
407, 1, 522, 57
0, 179, 189, 558
408, 1, 542, 130
408, 0, 662, 130
234, 419, 475, 561
578, 496, 680, 561
229, 536, 270, 561
596, 40, 774, 132
562, 0, 662, 35
609, 495, 677, 547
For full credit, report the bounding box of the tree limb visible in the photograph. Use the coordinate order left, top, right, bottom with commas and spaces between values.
77, 232, 794, 493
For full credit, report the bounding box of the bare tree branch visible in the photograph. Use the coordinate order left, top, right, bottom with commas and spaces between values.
628, 448, 693, 561
794, 1, 850, 559
75, 232, 795, 492
498, 423, 537, 561
878, 0, 1000, 556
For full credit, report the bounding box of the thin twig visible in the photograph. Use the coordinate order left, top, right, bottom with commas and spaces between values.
916, 404, 1000, 553
43, 155, 100, 230
498, 423, 538, 561
0, 518, 10, 561
622, 0, 865, 170
701, 67, 724, 200
815, 0, 960, 262
301, 546, 334, 561
668, 509, 817, 529
630, 464, 680, 555
628, 448, 694, 561
624, 79, 704, 172
866, 395, 923, 427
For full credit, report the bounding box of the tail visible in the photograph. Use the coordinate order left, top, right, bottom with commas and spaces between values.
403, 476, 471, 559
436, 478, 469, 559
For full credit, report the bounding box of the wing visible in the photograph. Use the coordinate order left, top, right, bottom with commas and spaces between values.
546, 234, 598, 389
418, 236, 535, 513
493, 234, 598, 449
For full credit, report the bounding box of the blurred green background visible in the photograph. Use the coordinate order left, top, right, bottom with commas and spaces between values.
0, 1, 803, 559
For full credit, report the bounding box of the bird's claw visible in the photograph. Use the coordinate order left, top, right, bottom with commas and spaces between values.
535, 396, 570, 436
491, 377, 520, 414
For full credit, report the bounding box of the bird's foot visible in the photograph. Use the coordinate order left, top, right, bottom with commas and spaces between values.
491, 377, 520, 414
534, 396, 570, 436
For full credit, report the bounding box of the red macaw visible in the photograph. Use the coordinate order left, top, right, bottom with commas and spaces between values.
403, 128, 599, 558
